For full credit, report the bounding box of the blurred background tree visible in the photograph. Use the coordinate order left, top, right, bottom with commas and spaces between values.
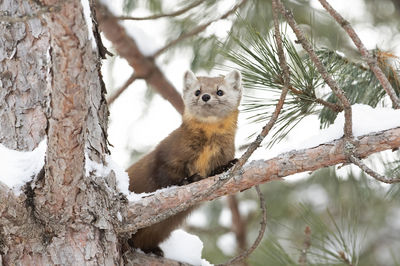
97, 0, 400, 265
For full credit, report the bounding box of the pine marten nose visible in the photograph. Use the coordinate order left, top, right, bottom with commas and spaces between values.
202, 94, 211, 102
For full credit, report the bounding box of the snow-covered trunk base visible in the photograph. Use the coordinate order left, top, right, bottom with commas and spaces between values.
0, 0, 123, 264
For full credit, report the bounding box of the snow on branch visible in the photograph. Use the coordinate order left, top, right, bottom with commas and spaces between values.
119, 126, 400, 234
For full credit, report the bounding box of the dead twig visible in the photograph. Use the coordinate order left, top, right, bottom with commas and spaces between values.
153, 0, 248, 57
116, 0, 204, 21
315, 98, 343, 112
217, 185, 267, 266
318, 0, 400, 109
349, 155, 400, 184
107, 73, 139, 105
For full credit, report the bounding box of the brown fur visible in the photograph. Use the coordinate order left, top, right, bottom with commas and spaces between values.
126, 70, 241, 254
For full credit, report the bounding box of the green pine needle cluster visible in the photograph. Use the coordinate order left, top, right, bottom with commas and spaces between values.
223, 24, 399, 146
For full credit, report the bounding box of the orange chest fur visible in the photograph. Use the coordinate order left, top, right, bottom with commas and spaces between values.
183, 111, 238, 176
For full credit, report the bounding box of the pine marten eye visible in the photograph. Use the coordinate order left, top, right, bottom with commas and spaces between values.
195, 90, 201, 96
216, 89, 224, 96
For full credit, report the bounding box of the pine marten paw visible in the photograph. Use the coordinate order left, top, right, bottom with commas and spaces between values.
180, 173, 203, 185
210, 158, 238, 176
142, 246, 164, 257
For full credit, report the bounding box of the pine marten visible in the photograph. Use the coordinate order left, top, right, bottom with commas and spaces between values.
127, 70, 242, 256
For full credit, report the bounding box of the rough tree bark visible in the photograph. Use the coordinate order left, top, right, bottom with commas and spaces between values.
0, 0, 122, 264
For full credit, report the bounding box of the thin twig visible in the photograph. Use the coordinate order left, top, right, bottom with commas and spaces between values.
274, 0, 353, 139
315, 98, 343, 112
217, 185, 267, 266
229, 0, 291, 175
298, 226, 311, 266
318, 0, 400, 109
116, 0, 204, 21
349, 155, 400, 184
107, 73, 138, 105
153, 0, 248, 57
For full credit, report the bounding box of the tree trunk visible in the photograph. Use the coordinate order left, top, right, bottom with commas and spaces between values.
0, 0, 122, 264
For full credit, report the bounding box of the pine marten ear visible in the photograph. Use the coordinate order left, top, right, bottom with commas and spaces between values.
183, 70, 198, 92
224, 70, 241, 91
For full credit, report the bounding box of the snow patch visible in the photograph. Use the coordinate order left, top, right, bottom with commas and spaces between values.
160, 229, 212, 266
0, 139, 46, 194
80, 0, 97, 48
187, 209, 209, 228
217, 232, 237, 256
218, 207, 232, 228
296, 104, 400, 150
85, 154, 130, 195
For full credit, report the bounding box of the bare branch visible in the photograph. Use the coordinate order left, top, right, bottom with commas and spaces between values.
96, 1, 185, 114
119, 127, 400, 234
349, 155, 400, 184
218, 185, 267, 266
116, 0, 204, 21
315, 98, 343, 112
318, 0, 400, 109
107, 73, 139, 105
153, 0, 248, 57
275, 0, 353, 139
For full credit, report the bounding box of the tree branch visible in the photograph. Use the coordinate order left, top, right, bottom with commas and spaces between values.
218, 185, 267, 266
119, 127, 400, 234
315, 98, 343, 112
107, 73, 139, 105
318, 0, 400, 109
349, 155, 400, 184
116, 0, 204, 21
275, 0, 353, 139
153, 0, 248, 57
95, 1, 185, 114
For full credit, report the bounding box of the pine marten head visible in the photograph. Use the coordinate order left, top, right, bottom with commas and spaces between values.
183, 70, 242, 122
